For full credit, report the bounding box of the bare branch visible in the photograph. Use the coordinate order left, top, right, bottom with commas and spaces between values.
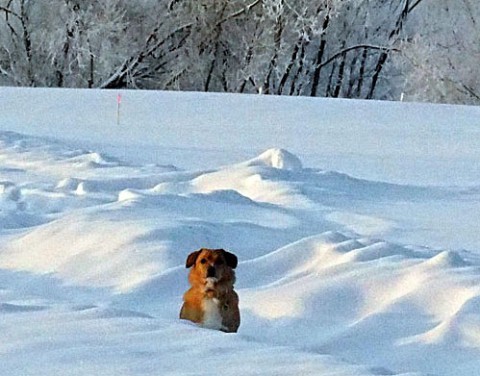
0, 5, 21, 20
408, 0, 426, 14
461, 84, 480, 101
217, 0, 263, 26
318, 44, 400, 69
99, 22, 193, 88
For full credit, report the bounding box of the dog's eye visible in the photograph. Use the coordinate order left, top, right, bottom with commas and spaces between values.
215, 259, 224, 266
200, 258, 207, 264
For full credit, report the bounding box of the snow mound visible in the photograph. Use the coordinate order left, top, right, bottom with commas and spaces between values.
246, 148, 303, 171
424, 250, 469, 268
68, 151, 120, 168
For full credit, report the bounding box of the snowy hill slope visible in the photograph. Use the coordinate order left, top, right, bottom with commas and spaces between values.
0, 127, 480, 375
1, 88, 480, 375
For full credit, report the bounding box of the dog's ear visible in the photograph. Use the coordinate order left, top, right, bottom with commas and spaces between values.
185, 250, 202, 268
222, 250, 238, 269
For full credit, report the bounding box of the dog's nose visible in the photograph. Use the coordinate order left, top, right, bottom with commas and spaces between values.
207, 266, 216, 278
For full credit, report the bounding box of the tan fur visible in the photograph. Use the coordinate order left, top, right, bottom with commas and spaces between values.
180, 248, 240, 333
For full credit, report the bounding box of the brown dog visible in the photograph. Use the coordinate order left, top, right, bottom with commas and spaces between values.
180, 248, 240, 333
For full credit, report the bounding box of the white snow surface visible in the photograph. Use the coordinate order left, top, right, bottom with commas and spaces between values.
1, 87, 480, 376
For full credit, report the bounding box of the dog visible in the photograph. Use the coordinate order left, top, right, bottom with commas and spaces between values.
180, 248, 240, 333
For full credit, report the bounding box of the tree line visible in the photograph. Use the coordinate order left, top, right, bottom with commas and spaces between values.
1, 0, 478, 104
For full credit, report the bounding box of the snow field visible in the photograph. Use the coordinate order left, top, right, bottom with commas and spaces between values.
1, 88, 480, 375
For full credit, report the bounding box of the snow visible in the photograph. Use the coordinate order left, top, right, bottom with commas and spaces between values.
245, 148, 303, 171
1, 86, 480, 375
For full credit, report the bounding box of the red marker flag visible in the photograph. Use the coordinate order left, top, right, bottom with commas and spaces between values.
116, 93, 122, 125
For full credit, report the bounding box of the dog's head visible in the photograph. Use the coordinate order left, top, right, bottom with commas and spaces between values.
185, 248, 238, 287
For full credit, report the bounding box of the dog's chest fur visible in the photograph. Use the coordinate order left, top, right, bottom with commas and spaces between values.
201, 297, 224, 330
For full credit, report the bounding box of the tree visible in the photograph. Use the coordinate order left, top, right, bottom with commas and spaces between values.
0, 0, 146, 88
0, 0, 36, 85
399, 0, 480, 104
1, 0, 476, 105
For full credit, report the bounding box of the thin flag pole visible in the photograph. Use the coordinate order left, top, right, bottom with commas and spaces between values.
117, 93, 122, 126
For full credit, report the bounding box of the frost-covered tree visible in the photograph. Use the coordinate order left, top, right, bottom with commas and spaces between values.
400, 0, 480, 104
1, 0, 477, 105
0, 0, 157, 88
99, 0, 185, 89
158, 0, 247, 92
44, 0, 132, 88
0, 0, 36, 86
